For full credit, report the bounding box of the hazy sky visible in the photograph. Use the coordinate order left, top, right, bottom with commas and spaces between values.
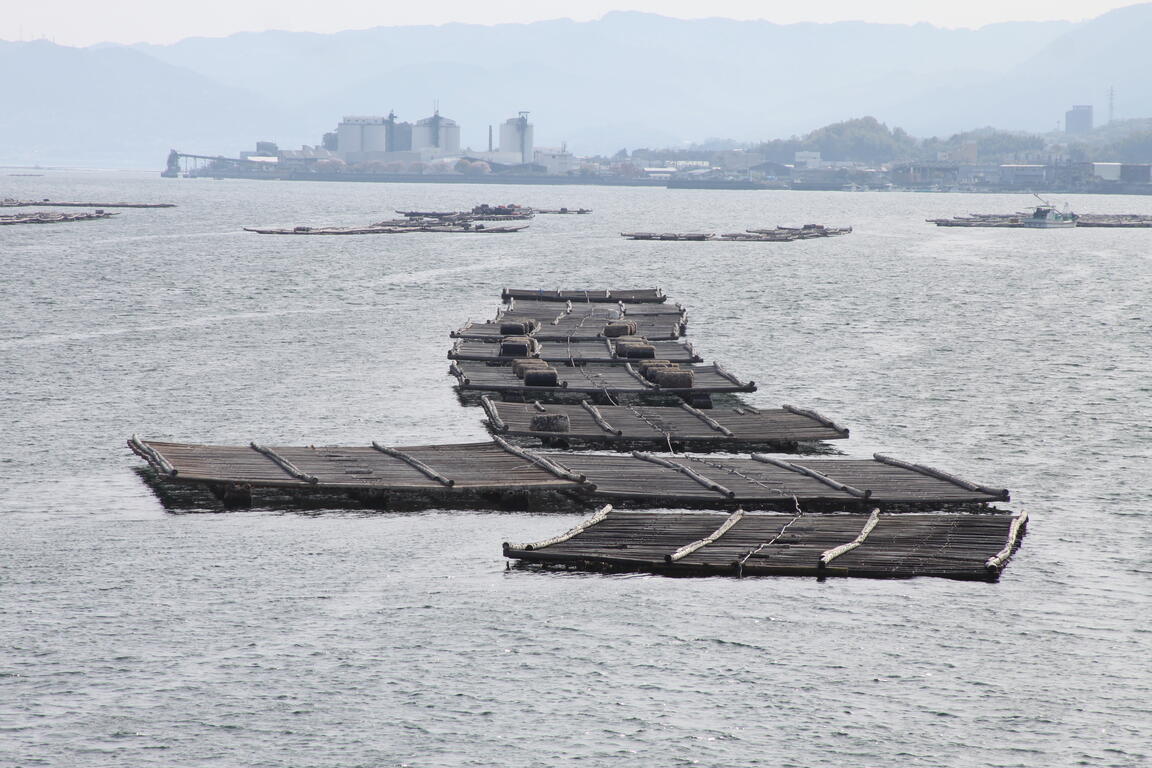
5, 0, 1141, 46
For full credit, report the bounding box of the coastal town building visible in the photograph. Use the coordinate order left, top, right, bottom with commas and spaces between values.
1065, 105, 1094, 135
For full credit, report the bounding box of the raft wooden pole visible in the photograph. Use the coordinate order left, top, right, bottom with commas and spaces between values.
480, 396, 508, 431
783, 404, 849, 437
714, 362, 755, 390
874, 454, 1009, 500
678, 401, 734, 436
449, 362, 469, 384
371, 443, 455, 486
128, 435, 177, 477
985, 511, 1029, 572
751, 454, 871, 498
819, 508, 881, 568
510, 505, 615, 552
630, 451, 736, 498
622, 362, 658, 388
580, 400, 623, 435
250, 443, 319, 484
493, 435, 588, 483
666, 510, 745, 563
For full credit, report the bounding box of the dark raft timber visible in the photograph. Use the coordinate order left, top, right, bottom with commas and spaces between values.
481, 398, 848, 450
130, 437, 1007, 512
129, 284, 1027, 580
504, 506, 1028, 581
1, 210, 118, 225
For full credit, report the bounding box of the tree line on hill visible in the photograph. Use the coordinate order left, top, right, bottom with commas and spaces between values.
614, 116, 1152, 167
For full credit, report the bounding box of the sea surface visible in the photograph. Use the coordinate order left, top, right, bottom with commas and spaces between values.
1, 171, 1149, 767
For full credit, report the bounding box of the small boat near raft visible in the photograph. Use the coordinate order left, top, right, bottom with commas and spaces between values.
928, 196, 1152, 228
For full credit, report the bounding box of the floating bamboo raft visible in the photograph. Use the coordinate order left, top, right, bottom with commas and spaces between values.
453, 297, 687, 341
501, 288, 666, 303
482, 398, 848, 447
453, 316, 685, 342
544, 452, 1007, 506
503, 298, 686, 318
0, 210, 118, 225
396, 205, 534, 221
504, 507, 1028, 581
0, 199, 174, 208
450, 361, 754, 397
130, 437, 1007, 511
621, 225, 852, 242
448, 338, 701, 364
244, 223, 527, 235
129, 436, 591, 507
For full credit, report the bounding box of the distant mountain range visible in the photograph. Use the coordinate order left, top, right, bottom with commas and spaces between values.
3, 6, 1151, 167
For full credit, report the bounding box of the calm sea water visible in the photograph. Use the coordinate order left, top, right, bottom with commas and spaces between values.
1, 171, 1149, 767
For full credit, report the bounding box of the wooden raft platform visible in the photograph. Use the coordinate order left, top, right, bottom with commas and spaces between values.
504, 508, 1028, 581
482, 398, 848, 446
131, 437, 1008, 510
543, 453, 1008, 506
450, 361, 755, 396
502, 288, 666, 303
448, 338, 701, 364
0, 199, 174, 208
500, 299, 687, 324
454, 305, 686, 341
129, 437, 590, 505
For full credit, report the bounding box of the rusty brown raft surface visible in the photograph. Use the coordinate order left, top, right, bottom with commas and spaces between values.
504, 507, 1028, 581
482, 398, 849, 445
130, 437, 1007, 509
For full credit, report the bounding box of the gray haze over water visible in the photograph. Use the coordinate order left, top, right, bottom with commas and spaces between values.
1, 172, 1149, 766
5, 4, 1152, 165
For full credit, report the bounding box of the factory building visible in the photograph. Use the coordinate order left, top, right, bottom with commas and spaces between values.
411, 112, 460, 156
335, 113, 414, 162
499, 113, 534, 164
1065, 105, 1093, 135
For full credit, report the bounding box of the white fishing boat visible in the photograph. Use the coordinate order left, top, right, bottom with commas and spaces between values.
1020, 196, 1077, 228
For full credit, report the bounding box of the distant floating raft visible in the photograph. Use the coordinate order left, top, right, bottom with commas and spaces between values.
450, 361, 754, 396
621, 232, 715, 241
449, 338, 700, 364
482, 399, 848, 446
452, 320, 685, 342
130, 438, 1007, 511
0, 210, 118, 225
453, 309, 686, 341
0, 199, 174, 208
621, 225, 851, 241
501, 288, 666, 303
243, 224, 528, 235
503, 508, 1028, 581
